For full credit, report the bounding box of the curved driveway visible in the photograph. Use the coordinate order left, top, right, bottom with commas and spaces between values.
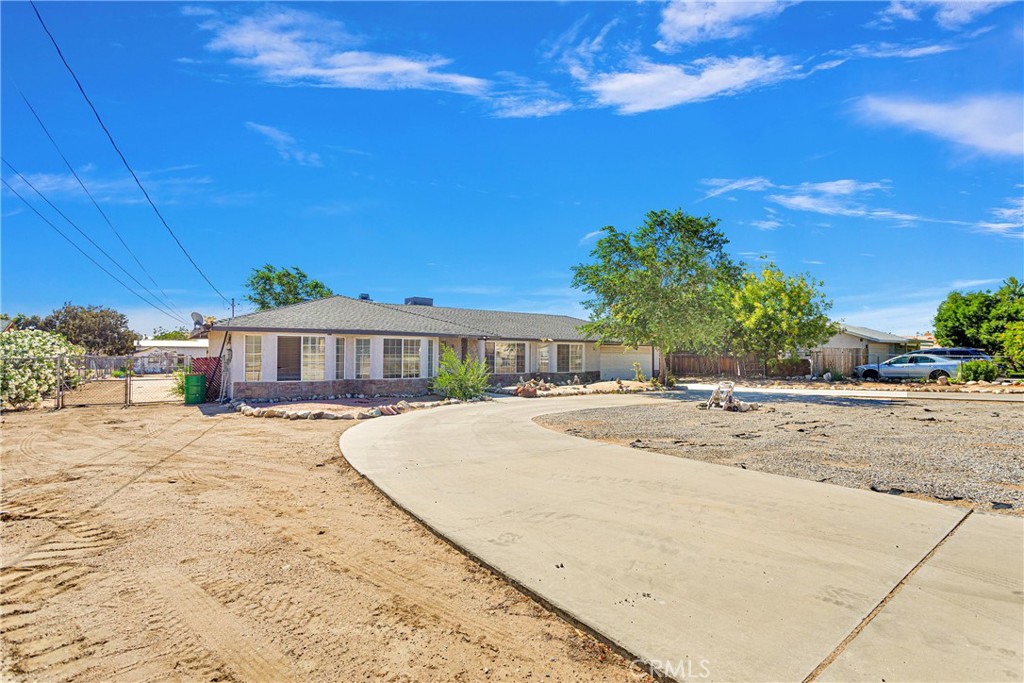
340, 394, 1023, 682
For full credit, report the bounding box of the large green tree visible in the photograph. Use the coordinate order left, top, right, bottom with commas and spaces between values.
732, 262, 839, 369
572, 209, 742, 383
41, 303, 139, 355
244, 265, 334, 311
934, 277, 1023, 352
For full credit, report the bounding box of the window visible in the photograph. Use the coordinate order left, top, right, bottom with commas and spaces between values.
485, 342, 525, 374
301, 336, 325, 380
427, 340, 434, 378
537, 344, 549, 373
277, 336, 301, 381
245, 336, 261, 381
557, 343, 583, 373
355, 338, 371, 379
335, 337, 345, 380
384, 338, 421, 378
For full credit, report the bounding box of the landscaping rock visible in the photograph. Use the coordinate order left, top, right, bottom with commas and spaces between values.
309, 411, 324, 419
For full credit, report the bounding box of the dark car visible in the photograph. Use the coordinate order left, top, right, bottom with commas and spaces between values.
908, 347, 991, 361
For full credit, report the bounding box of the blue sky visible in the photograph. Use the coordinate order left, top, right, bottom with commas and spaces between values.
2, 1, 1022, 337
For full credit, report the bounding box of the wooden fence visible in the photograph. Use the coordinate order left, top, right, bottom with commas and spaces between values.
667, 353, 810, 378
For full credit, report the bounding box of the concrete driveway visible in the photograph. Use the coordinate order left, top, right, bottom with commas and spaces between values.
340, 394, 1023, 682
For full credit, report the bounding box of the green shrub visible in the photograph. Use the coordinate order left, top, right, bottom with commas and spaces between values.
957, 360, 999, 382
171, 370, 187, 398
0, 329, 85, 407
431, 347, 491, 400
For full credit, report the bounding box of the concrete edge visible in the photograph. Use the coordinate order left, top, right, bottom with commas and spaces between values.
336, 423, 678, 683
677, 384, 1024, 403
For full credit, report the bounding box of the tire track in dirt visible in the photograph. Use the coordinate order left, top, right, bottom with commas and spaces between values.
253, 508, 518, 646
145, 567, 296, 681
1, 418, 216, 681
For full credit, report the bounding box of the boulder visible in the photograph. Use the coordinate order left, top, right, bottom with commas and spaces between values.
295, 411, 311, 419
309, 411, 324, 419
937, 376, 949, 386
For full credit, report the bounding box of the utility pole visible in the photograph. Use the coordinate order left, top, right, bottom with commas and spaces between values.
231, 298, 235, 318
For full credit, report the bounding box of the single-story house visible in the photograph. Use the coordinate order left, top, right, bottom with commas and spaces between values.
803, 324, 919, 376
204, 295, 657, 400
133, 339, 209, 371
818, 324, 919, 358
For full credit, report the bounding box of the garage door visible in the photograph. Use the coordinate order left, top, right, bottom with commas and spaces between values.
600, 345, 652, 380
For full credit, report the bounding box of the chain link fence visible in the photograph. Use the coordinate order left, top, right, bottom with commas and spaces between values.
1, 354, 189, 409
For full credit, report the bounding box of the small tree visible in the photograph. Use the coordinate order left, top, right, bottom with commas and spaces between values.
934, 277, 1024, 352
572, 209, 742, 383
431, 346, 491, 400
41, 303, 139, 355
1000, 321, 1024, 370
244, 265, 334, 311
152, 326, 190, 340
732, 262, 839, 371
0, 329, 85, 406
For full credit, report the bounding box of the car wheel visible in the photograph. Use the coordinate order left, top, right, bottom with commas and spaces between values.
929, 370, 950, 380
863, 369, 879, 380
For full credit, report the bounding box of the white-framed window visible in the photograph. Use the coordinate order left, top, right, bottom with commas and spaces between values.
301, 336, 325, 381
244, 335, 261, 381
427, 340, 434, 378
335, 337, 345, 380
355, 338, 371, 379
537, 344, 550, 373
557, 343, 583, 373
486, 342, 525, 374
384, 338, 421, 378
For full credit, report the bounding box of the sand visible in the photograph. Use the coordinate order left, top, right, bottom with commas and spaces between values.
0, 404, 646, 682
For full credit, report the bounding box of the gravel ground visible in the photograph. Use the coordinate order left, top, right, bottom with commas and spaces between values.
535, 394, 1024, 515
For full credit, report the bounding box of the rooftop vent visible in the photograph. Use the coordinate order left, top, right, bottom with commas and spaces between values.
358, 293, 371, 301
404, 297, 434, 306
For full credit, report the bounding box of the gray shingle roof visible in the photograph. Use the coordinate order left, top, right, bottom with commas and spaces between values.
841, 324, 910, 343
215, 296, 591, 341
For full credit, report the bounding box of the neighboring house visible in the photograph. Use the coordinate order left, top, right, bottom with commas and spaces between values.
804, 324, 919, 376
204, 295, 657, 400
912, 332, 937, 349
818, 324, 919, 358
133, 339, 209, 372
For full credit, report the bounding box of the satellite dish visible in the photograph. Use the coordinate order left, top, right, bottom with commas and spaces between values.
191, 312, 205, 329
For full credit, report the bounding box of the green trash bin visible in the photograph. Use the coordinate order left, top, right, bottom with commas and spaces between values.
184, 373, 206, 405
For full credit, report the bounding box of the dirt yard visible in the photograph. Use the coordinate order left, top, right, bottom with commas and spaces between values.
536, 395, 1024, 514
0, 404, 646, 682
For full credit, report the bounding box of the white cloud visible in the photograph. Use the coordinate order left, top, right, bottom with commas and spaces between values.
750, 219, 781, 230
245, 122, 323, 166
974, 196, 1024, 238
579, 229, 604, 245
875, 1, 1012, 29
655, 1, 794, 50
1, 168, 214, 205
586, 55, 794, 114
702, 176, 774, 199
203, 7, 488, 95
858, 94, 1024, 156
950, 278, 1002, 289
846, 42, 957, 59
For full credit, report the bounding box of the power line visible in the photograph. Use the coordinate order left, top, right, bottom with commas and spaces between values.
2, 159, 189, 325
2, 177, 189, 324
30, 1, 230, 307
18, 90, 186, 319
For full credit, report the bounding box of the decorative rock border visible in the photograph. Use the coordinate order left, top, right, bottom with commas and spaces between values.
228, 395, 493, 421
493, 384, 674, 398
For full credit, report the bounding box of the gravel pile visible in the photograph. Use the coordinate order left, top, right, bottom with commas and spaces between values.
536, 396, 1024, 514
